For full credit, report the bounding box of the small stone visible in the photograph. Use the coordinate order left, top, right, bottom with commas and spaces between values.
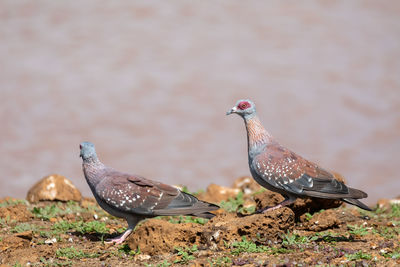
198, 184, 240, 203
45, 237, 57, 244
135, 254, 151, 261
26, 174, 82, 203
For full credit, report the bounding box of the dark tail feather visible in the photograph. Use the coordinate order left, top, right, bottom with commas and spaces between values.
348, 187, 368, 199
153, 201, 219, 217
342, 198, 372, 211
192, 211, 217, 219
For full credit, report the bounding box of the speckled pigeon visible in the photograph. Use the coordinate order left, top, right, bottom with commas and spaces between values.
227, 99, 371, 212
80, 142, 219, 244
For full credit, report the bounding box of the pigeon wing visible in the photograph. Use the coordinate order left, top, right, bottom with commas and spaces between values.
252, 144, 356, 199
95, 170, 180, 215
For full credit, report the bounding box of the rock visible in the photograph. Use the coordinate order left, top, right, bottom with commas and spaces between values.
127, 220, 204, 255
198, 183, 240, 203
127, 208, 294, 255
254, 190, 343, 218
0, 235, 30, 250
0, 203, 32, 222
26, 174, 82, 203
232, 176, 262, 195
377, 198, 400, 210
203, 208, 294, 248
252, 172, 349, 218
300, 209, 340, 231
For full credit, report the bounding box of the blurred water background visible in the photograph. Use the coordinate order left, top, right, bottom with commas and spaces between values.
1, 1, 399, 204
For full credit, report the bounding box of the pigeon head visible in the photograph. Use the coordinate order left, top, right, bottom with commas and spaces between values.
80, 142, 97, 160
226, 99, 256, 118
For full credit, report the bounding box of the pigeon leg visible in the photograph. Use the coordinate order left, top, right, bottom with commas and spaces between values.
257, 195, 296, 213
105, 217, 139, 244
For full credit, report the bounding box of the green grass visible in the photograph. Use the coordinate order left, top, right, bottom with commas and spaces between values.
118, 244, 140, 256
304, 212, 313, 221
173, 245, 198, 264
347, 224, 369, 236
168, 215, 207, 225
52, 220, 110, 235
220, 191, 256, 214
281, 233, 313, 247
381, 247, 400, 259
229, 236, 269, 255
144, 260, 171, 267
208, 256, 232, 266
31, 201, 106, 221
33, 257, 73, 267
0, 199, 27, 208
11, 222, 41, 233
345, 251, 372, 261
55, 246, 99, 259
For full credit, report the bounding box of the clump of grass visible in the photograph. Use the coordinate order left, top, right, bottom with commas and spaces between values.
11, 222, 41, 233
208, 256, 232, 266
118, 244, 140, 256
220, 192, 255, 213
345, 251, 372, 261
173, 245, 198, 264
229, 236, 269, 255
281, 233, 312, 247
144, 260, 171, 267
304, 213, 313, 221
347, 224, 369, 236
381, 247, 400, 259
55, 246, 99, 259
0, 199, 27, 208
220, 192, 245, 213
168, 215, 207, 225
52, 220, 109, 235
31, 201, 105, 221
31, 205, 63, 221
34, 257, 72, 267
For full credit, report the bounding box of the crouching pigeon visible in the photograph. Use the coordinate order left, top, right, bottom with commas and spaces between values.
227, 99, 371, 212
80, 142, 219, 244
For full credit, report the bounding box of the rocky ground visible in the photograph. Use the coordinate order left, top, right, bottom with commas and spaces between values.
0, 176, 399, 267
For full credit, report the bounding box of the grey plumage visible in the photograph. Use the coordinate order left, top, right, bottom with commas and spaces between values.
80, 142, 219, 244
227, 99, 372, 212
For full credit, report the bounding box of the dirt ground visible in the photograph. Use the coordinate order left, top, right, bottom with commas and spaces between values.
1, 179, 399, 266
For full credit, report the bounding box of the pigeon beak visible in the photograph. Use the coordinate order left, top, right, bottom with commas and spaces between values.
226, 107, 237, 115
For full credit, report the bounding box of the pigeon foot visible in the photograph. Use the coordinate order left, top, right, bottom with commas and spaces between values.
105, 229, 132, 244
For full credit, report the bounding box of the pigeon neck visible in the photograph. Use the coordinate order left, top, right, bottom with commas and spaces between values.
82, 157, 105, 187
244, 114, 274, 152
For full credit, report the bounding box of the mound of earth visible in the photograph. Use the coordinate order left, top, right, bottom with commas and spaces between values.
0, 178, 399, 266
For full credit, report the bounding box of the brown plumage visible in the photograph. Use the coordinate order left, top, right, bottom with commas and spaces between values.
227, 99, 371, 212
80, 142, 219, 244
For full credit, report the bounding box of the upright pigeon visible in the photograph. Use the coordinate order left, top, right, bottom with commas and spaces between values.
227, 99, 371, 212
80, 142, 219, 244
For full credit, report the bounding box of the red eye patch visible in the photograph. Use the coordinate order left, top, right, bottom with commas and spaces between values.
237, 101, 251, 110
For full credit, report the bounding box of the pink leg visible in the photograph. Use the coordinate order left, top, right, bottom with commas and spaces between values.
105, 229, 133, 244
258, 196, 296, 214
105, 217, 140, 244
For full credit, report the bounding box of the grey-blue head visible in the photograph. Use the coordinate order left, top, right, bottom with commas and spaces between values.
79, 142, 97, 160
226, 99, 257, 118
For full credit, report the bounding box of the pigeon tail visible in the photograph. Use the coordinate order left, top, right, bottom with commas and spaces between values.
342, 198, 372, 211
153, 194, 219, 217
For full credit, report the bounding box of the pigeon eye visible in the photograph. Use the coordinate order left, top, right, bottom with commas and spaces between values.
238, 102, 250, 110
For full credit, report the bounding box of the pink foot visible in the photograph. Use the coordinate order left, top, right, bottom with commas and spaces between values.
261, 204, 283, 213
105, 236, 126, 244
105, 229, 132, 244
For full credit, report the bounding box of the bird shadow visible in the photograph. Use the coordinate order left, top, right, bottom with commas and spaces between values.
69, 231, 114, 242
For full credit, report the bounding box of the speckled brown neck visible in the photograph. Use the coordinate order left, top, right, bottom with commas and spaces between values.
244, 115, 274, 151
82, 158, 105, 188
